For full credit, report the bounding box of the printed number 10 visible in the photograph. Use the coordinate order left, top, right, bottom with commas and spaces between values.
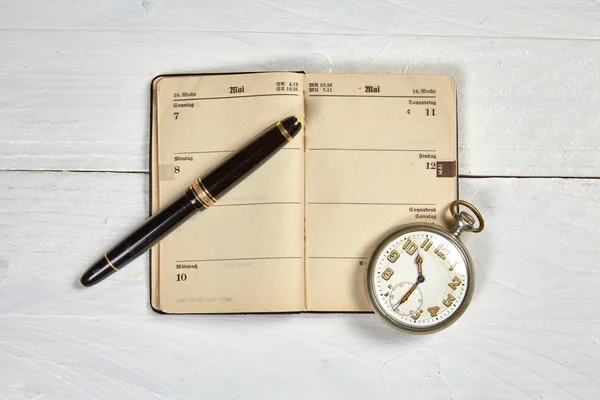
177, 273, 187, 282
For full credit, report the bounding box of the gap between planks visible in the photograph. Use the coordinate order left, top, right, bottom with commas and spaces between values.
1, 169, 599, 180
1, 28, 600, 43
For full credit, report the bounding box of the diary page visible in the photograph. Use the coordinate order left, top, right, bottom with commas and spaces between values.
304, 74, 457, 311
152, 73, 305, 313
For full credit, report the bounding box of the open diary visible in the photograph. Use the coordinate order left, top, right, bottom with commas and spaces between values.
150, 72, 457, 313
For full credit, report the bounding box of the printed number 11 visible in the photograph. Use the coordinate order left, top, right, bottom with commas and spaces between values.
426, 109, 435, 116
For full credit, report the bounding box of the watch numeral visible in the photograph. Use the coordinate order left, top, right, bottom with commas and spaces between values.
402, 238, 418, 255
449, 261, 457, 271
442, 293, 456, 307
448, 276, 462, 290
387, 250, 399, 263
381, 268, 394, 281
434, 243, 449, 260
411, 310, 423, 320
427, 306, 440, 317
420, 238, 433, 251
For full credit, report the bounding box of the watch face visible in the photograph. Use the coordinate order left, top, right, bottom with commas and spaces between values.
367, 225, 473, 333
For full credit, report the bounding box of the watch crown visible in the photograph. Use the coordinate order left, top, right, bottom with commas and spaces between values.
460, 211, 476, 226
449, 200, 484, 237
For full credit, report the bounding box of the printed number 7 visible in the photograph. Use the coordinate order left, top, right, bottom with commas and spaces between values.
174, 112, 179, 120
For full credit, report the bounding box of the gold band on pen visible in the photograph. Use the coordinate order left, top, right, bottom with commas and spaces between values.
198, 179, 217, 204
190, 179, 216, 208
104, 253, 119, 271
276, 121, 293, 142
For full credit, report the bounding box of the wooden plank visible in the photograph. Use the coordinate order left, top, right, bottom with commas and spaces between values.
0, 171, 150, 316
0, 315, 598, 399
1, 31, 599, 176
2, 0, 600, 39
0, 171, 598, 316
0, 170, 599, 398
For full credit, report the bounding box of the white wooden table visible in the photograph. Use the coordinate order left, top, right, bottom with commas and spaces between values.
1, 1, 599, 399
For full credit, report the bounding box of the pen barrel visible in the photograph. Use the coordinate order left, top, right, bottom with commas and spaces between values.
80, 189, 203, 286
200, 121, 294, 200
107, 189, 203, 267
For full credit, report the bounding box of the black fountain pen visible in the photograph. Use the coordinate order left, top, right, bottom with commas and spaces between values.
80, 116, 302, 287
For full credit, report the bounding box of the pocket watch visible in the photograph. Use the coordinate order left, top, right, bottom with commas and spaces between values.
365, 200, 484, 334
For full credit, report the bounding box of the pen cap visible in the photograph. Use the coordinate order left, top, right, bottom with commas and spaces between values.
201, 116, 302, 200
280, 116, 302, 139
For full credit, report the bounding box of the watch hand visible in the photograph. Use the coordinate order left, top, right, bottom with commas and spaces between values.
415, 254, 423, 276
399, 282, 419, 305
391, 286, 413, 310
396, 274, 426, 308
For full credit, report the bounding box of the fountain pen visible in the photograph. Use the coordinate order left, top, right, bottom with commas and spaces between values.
80, 116, 302, 287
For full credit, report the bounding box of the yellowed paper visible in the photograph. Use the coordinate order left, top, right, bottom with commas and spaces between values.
304, 74, 457, 311
151, 72, 457, 313
152, 73, 305, 313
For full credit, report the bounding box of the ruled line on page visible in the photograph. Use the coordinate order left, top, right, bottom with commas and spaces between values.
175, 256, 303, 263
174, 148, 300, 155
214, 202, 302, 207
307, 256, 368, 260
307, 202, 436, 206
307, 148, 436, 152
308, 94, 436, 99
173, 93, 300, 102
